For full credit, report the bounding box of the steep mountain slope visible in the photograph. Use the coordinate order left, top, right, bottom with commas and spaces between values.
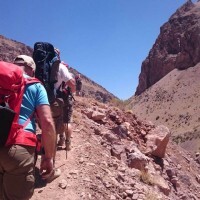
31, 96, 200, 200
135, 0, 200, 95
128, 63, 200, 154
128, 1, 200, 155
0, 35, 116, 102
1, 2, 200, 198
0, 35, 33, 61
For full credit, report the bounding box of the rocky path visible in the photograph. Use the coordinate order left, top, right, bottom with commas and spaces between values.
31, 124, 85, 200
31, 101, 113, 200
30, 96, 200, 200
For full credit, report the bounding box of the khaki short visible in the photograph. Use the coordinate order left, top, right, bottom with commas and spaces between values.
50, 97, 73, 135
0, 145, 35, 200
63, 95, 73, 124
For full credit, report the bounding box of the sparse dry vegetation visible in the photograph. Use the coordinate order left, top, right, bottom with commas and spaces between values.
139, 170, 155, 186
110, 98, 132, 111
110, 98, 125, 110
144, 191, 160, 200
172, 129, 200, 144
125, 109, 134, 114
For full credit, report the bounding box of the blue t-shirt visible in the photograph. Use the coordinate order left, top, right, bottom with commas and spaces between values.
18, 79, 49, 133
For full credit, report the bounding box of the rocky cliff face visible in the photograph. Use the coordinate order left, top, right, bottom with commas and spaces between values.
135, 0, 200, 95
0, 35, 116, 102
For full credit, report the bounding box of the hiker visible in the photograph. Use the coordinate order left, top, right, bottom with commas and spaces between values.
61, 61, 69, 68
75, 73, 82, 96
52, 48, 76, 150
32, 43, 64, 181
0, 56, 56, 200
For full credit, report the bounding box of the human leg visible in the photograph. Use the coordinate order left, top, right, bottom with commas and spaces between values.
64, 123, 72, 150
48, 99, 64, 181
50, 98, 64, 149
63, 96, 73, 150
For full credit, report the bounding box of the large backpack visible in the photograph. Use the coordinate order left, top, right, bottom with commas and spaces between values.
33, 42, 60, 103
0, 61, 40, 147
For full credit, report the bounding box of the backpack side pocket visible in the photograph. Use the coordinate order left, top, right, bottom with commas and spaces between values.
0, 106, 16, 147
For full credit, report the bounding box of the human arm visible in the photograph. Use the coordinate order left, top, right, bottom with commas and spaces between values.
36, 104, 56, 178
60, 64, 76, 93
65, 78, 76, 93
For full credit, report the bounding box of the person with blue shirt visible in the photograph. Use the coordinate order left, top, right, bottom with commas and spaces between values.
0, 55, 56, 200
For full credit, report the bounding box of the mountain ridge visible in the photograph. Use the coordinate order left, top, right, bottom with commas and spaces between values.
135, 0, 200, 95
128, 0, 200, 155
0, 34, 117, 103
1, 2, 200, 198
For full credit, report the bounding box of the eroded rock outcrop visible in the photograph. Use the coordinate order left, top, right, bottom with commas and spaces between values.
136, 1, 200, 95
145, 125, 170, 158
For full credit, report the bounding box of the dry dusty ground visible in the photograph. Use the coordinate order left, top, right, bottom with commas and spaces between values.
31, 96, 115, 200
31, 117, 98, 199
30, 96, 200, 200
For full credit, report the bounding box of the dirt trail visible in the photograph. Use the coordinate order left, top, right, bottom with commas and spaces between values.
31, 97, 111, 200
30, 96, 200, 200
31, 117, 92, 199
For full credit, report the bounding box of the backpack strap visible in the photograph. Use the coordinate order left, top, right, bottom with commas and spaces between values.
25, 77, 41, 85
12, 77, 41, 124
22, 112, 34, 129
20, 77, 41, 128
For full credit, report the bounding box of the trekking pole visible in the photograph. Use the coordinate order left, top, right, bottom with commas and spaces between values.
62, 86, 68, 159
65, 121, 68, 159
71, 93, 76, 101
65, 97, 71, 159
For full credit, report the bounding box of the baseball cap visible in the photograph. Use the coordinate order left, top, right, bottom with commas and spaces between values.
14, 55, 36, 71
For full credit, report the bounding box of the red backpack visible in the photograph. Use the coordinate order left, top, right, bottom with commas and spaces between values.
0, 61, 40, 147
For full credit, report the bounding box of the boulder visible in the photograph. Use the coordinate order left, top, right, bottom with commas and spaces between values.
91, 111, 105, 121
145, 125, 170, 158
127, 146, 150, 170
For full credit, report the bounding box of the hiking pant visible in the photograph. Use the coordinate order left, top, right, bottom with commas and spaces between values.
0, 145, 35, 200
50, 98, 64, 135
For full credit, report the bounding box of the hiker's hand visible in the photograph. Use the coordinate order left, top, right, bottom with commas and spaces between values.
40, 157, 54, 180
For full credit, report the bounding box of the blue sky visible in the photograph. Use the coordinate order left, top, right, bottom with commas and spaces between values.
0, 0, 196, 99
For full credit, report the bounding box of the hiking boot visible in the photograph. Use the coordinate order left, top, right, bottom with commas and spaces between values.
65, 139, 71, 151
57, 134, 65, 146
46, 168, 61, 183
